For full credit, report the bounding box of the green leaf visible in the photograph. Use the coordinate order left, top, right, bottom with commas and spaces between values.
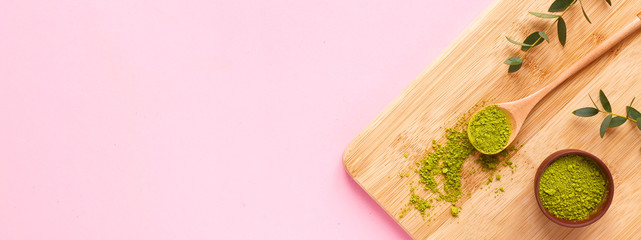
637, 117, 641, 130
538, 31, 550, 42
504, 57, 523, 65
521, 32, 544, 51
573, 107, 599, 117
626, 97, 635, 118
529, 12, 561, 18
599, 90, 612, 112
558, 17, 567, 46
579, 0, 592, 24
506, 36, 533, 47
605, 0, 612, 6
627, 106, 641, 120
549, 0, 574, 12
609, 116, 626, 127
600, 115, 612, 138
508, 63, 522, 73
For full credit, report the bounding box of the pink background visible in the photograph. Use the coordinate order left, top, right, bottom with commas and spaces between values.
1, 0, 492, 239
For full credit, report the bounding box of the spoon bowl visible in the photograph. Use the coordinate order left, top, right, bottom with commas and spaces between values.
495, 104, 520, 149
467, 104, 519, 155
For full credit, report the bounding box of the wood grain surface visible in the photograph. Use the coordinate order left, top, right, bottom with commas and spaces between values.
342, 0, 641, 239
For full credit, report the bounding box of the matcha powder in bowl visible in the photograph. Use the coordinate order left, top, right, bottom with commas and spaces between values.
535, 150, 614, 227
539, 155, 606, 220
467, 105, 511, 155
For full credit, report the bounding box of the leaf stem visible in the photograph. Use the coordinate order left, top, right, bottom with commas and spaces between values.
598, 110, 639, 123
589, 94, 599, 109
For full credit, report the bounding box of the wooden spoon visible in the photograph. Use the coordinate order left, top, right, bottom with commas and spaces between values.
471, 13, 641, 155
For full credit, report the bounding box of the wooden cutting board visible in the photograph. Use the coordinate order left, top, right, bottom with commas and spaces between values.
343, 0, 641, 239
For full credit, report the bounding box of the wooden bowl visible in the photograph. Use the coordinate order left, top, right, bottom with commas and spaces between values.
534, 149, 614, 228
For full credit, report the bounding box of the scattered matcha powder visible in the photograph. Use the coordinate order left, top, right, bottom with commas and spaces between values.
492, 187, 505, 198
476, 145, 518, 171
401, 104, 521, 219
478, 154, 500, 170
468, 105, 511, 154
416, 123, 475, 204
496, 174, 501, 181
403, 187, 431, 217
410, 194, 431, 216
451, 206, 459, 217
538, 154, 607, 220
399, 207, 409, 218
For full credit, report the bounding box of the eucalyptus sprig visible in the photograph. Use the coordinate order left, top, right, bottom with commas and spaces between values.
572, 90, 641, 138
504, 0, 612, 73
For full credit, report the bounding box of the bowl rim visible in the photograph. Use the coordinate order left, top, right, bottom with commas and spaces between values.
533, 149, 614, 228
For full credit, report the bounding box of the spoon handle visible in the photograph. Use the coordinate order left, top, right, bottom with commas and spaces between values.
523, 15, 641, 106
